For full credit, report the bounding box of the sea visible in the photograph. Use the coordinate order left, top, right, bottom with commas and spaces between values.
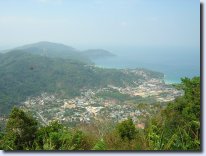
93, 46, 200, 84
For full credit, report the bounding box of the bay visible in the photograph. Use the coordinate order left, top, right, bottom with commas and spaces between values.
93, 46, 200, 84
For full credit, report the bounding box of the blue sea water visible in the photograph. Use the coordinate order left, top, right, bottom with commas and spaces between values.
93, 46, 200, 84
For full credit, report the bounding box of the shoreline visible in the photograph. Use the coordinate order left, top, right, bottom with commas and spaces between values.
164, 79, 181, 84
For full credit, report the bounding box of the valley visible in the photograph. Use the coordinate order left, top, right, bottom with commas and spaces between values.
20, 68, 183, 127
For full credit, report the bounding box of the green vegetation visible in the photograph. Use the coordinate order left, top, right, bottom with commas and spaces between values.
2, 107, 38, 150
145, 76, 200, 150
92, 138, 107, 150
96, 89, 137, 102
0, 50, 162, 115
96, 89, 157, 104
0, 77, 200, 150
172, 83, 184, 90
6, 41, 92, 63
116, 118, 136, 141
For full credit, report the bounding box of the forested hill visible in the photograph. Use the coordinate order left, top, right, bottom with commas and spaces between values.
0, 41, 116, 63
0, 50, 163, 115
1, 41, 91, 63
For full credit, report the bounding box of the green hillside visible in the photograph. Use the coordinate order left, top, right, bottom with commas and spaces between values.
0, 41, 117, 63
0, 50, 163, 115
9, 41, 92, 63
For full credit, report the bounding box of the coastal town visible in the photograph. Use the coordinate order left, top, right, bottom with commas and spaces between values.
21, 75, 183, 128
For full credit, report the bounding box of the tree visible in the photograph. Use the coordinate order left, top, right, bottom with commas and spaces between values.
92, 138, 107, 150
145, 77, 200, 150
0, 127, 3, 150
34, 121, 65, 150
116, 118, 136, 141
3, 107, 38, 150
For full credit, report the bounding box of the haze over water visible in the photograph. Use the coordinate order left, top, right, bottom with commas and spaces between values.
0, 0, 200, 84
93, 46, 200, 83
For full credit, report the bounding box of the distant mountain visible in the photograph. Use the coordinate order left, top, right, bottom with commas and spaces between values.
13, 41, 92, 63
17, 41, 75, 51
81, 49, 116, 59
0, 41, 116, 63
0, 49, 163, 115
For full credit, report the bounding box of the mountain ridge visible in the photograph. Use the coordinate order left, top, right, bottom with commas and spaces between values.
0, 41, 115, 62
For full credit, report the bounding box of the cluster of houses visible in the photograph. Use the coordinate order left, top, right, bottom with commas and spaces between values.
21, 76, 183, 129
108, 78, 184, 102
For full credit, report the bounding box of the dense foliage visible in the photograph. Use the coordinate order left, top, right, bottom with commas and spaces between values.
2, 107, 38, 150
145, 76, 200, 150
0, 77, 200, 151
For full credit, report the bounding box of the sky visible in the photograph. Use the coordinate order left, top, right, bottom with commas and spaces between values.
0, 0, 200, 49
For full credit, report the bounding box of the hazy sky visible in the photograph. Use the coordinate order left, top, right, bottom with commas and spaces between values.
0, 0, 200, 49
